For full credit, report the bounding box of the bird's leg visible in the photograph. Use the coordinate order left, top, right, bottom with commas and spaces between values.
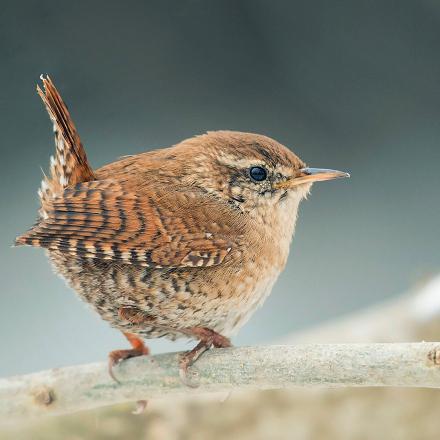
108, 331, 150, 383
108, 306, 155, 381
188, 327, 232, 348
179, 327, 231, 387
117, 306, 231, 387
109, 305, 175, 380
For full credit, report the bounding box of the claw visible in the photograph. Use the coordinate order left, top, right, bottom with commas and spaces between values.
178, 339, 211, 388
179, 355, 201, 388
177, 328, 232, 387
108, 353, 121, 383
107, 332, 150, 383
108, 349, 137, 383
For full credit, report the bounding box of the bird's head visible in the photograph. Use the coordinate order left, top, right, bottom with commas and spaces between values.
174, 131, 349, 224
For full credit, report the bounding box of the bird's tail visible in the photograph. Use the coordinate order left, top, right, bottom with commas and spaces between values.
36, 75, 96, 217
15, 76, 96, 245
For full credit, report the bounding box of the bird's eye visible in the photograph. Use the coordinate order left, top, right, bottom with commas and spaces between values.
249, 166, 268, 182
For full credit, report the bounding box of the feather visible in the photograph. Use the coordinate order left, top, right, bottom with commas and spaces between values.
16, 180, 237, 268
36, 76, 95, 218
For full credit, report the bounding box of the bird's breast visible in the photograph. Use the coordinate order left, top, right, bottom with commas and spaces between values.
217, 256, 283, 336
218, 197, 300, 335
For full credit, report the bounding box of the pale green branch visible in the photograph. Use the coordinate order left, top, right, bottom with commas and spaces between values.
1, 342, 440, 420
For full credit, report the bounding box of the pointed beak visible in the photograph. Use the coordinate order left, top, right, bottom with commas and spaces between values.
298, 167, 350, 183
274, 167, 350, 189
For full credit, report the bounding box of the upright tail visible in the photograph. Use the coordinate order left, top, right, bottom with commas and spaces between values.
37, 75, 96, 217
16, 76, 96, 245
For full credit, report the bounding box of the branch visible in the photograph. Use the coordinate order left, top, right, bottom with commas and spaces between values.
1, 342, 440, 420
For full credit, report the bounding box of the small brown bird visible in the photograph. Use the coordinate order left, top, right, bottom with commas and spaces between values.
16, 77, 349, 382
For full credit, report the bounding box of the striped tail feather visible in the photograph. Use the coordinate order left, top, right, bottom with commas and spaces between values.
16, 75, 96, 245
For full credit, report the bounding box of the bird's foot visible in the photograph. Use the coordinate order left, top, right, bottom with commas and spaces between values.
179, 327, 231, 388
108, 332, 150, 383
179, 340, 211, 388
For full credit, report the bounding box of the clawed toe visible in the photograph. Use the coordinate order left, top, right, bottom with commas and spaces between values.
178, 339, 212, 388
108, 332, 150, 383
178, 354, 200, 388
177, 328, 231, 387
108, 349, 139, 382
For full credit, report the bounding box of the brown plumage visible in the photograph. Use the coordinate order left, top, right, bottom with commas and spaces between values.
16, 76, 349, 383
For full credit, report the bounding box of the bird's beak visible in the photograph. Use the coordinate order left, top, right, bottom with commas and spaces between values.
274, 167, 350, 189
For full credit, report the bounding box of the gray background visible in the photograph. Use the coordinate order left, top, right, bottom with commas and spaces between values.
1, 0, 439, 377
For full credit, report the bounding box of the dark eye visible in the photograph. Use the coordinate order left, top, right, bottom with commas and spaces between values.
249, 166, 268, 182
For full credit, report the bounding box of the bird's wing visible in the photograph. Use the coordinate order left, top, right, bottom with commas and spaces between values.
15, 180, 240, 268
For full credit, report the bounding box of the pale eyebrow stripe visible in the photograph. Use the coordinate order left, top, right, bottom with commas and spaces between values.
216, 154, 293, 176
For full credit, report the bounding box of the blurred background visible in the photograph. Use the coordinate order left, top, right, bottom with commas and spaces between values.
1, 0, 440, 383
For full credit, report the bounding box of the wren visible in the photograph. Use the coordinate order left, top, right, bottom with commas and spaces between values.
16, 77, 349, 383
